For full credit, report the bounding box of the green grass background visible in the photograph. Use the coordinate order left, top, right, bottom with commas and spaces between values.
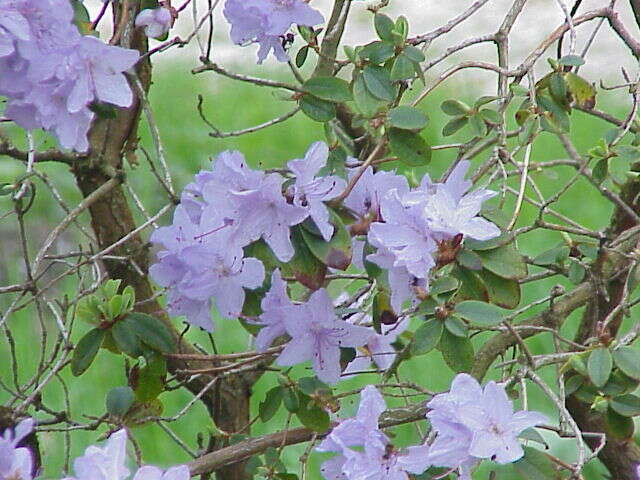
1, 58, 638, 479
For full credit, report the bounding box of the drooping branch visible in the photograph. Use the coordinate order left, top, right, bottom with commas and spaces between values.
188, 402, 427, 475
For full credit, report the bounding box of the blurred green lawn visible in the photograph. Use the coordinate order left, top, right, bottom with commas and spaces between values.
1, 60, 637, 479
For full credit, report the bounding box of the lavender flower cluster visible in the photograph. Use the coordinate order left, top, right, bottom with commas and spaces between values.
223, 0, 324, 63
1, 377, 546, 480
0, 0, 139, 152
318, 376, 546, 480
363, 160, 500, 313
150, 144, 500, 383
149, 143, 344, 333
0, 422, 188, 480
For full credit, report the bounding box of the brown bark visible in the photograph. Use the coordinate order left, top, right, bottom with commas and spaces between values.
567, 173, 640, 480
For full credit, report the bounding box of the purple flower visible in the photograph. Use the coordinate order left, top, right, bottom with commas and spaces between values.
341, 437, 431, 480
344, 317, 408, 374
5, 80, 95, 152
344, 166, 409, 221
457, 381, 547, 463
365, 161, 500, 312
0, 418, 34, 480
132, 465, 190, 480
65, 429, 129, 480
276, 289, 371, 383
406, 160, 500, 242
318, 386, 431, 480
287, 142, 346, 241
65, 36, 139, 112
223, 0, 323, 63
135, 8, 172, 38
0, 2, 29, 58
199, 150, 308, 262
150, 205, 265, 331
0, 0, 139, 152
368, 189, 438, 280
366, 238, 428, 314
426, 374, 547, 476
14, 0, 80, 83
317, 385, 387, 454
255, 269, 292, 352
182, 150, 262, 224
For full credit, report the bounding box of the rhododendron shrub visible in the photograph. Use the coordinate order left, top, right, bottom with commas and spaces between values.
1, 1, 640, 480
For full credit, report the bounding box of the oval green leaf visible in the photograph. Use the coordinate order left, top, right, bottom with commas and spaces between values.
71, 328, 106, 376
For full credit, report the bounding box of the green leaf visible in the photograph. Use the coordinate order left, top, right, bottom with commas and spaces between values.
465, 232, 513, 251
429, 276, 459, 295
296, 397, 330, 432
106, 386, 135, 417
300, 210, 352, 270
134, 353, 167, 401
605, 407, 635, 439
558, 54, 585, 67
410, 319, 443, 355
298, 376, 330, 395
362, 66, 396, 102
127, 312, 175, 353
441, 99, 471, 116
565, 72, 597, 109
373, 288, 398, 331
610, 394, 640, 417
359, 41, 395, 65
475, 95, 500, 108
456, 249, 483, 270
601, 370, 640, 396
282, 388, 300, 413
295, 46, 309, 68
111, 318, 143, 358
71, 328, 105, 376
549, 72, 568, 108
438, 330, 474, 373
374, 13, 396, 42
519, 428, 549, 449
479, 269, 521, 309
512, 447, 561, 480
519, 115, 540, 146
343, 45, 357, 63
390, 54, 415, 81
477, 243, 528, 280
592, 157, 609, 184
300, 94, 336, 122
479, 108, 501, 124
282, 226, 327, 290
451, 265, 489, 303
303, 77, 352, 103
403, 45, 425, 63
393, 16, 409, 45
70, 0, 93, 34
469, 114, 486, 137
444, 316, 468, 337
388, 128, 431, 166
510, 83, 530, 96
613, 346, 640, 379
353, 73, 386, 117
442, 116, 468, 137
532, 246, 570, 266
537, 94, 570, 133
568, 259, 586, 284
454, 300, 505, 326
588, 347, 613, 388
388, 106, 428, 130
564, 375, 584, 396
259, 386, 283, 422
